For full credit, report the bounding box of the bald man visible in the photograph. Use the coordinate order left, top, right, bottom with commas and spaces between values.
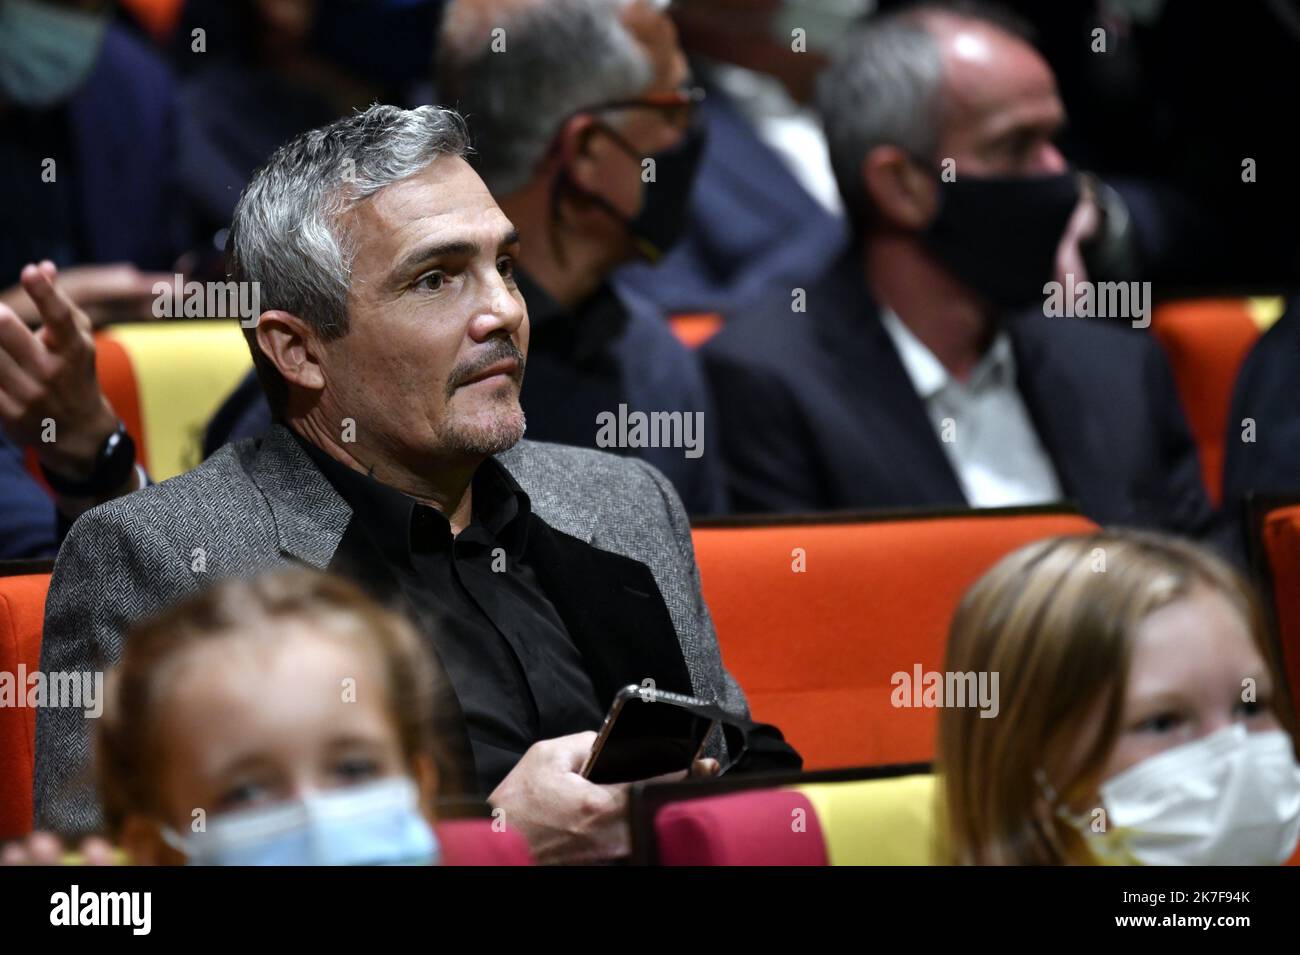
702, 3, 1213, 538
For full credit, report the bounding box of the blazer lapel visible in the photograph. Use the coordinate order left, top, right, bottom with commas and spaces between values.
1010, 318, 1118, 518
696, 77, 833, 230
248, 425, 353, 568
813, 254, 969, 505
524, 517, 695, 706
495, 442, 601, 543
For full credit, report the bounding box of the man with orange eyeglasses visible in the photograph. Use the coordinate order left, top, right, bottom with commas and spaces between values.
209, 0, 728, 515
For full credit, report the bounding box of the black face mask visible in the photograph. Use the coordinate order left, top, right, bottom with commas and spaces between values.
919, 170, 1081, 310
553, 117, 708, 263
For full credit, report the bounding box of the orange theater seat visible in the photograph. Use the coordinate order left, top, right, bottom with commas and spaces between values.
1260, 504, 1300, 716
118, 0, 185, 42
669, 312, 723, 349
94, 333, 149, 470
0, 573, 51, 840
692, 509, 1098, 770
1150, 298, 1281, 505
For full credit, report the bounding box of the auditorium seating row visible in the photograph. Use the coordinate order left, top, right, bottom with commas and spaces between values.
2, 298, 1295, 863
672, 296, 1287, 505
20, 295, 1287, 500
5, 501, 1300, 861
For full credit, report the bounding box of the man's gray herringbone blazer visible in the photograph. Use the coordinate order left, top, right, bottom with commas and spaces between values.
34, 425, 750, 835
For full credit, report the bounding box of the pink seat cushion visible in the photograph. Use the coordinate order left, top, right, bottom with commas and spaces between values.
435, 819, 534, 866
655, 790, 828, 865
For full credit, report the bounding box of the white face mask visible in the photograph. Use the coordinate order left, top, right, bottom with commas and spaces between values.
161, 777, 440, 866
1065, 725, 1300, 866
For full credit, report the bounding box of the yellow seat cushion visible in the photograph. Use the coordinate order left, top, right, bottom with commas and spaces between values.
796, 775, 943, 865
101, 322, 253, 480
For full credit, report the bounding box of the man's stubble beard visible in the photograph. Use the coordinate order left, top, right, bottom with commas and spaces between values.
435, 393, 527, 457
437, 337, 528, 456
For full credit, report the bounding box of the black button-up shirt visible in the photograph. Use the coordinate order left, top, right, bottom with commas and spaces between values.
299, 437, 605, 795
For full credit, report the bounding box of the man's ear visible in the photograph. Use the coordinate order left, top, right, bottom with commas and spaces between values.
555, 113, 609, 197
254, 310, 327, 396
861, 144, 939, 231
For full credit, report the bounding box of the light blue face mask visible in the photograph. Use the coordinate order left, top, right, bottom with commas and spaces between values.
0, 0, 108, 110
162, 777, 441, 866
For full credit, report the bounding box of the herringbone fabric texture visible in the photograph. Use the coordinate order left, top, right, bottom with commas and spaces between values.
35, 425, 747, 834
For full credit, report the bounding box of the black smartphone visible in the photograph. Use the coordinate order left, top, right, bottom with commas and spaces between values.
580, 684, 719, 784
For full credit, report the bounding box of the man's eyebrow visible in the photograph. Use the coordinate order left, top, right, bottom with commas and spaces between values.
390, 229, 521, 282
986, 114, 1063, 152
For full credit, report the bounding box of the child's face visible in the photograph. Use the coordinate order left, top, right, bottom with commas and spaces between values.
145, 625, 411, 836
1101, 586, 1283, 781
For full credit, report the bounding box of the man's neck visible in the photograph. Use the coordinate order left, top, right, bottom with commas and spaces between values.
290, 415, 478, 535
499, 189, 623, 310
863, 232, 995, 383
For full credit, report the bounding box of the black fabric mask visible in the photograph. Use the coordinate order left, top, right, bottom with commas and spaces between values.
553, 117, 708, 263
919, 170, 1081, 310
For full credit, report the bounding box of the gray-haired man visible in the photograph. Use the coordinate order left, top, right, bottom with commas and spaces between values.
209, 0, 727, 515
35, 103, 799, 863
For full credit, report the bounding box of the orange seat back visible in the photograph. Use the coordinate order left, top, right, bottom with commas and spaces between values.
692, 510, 1098, 770
0, 573, 51, 840
669, 313, 723, 350
95, 333, 149, 471
1150, 299, 1263, 505
1260, 505, 1300, 716
118, 0, 185, 41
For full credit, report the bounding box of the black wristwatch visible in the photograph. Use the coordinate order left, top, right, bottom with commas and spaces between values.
41, 421, 138, 497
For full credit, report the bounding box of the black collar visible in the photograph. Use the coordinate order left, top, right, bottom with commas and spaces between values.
293, 431, 532, 567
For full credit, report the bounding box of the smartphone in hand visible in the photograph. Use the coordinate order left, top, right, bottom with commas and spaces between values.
580, 684, 718, 784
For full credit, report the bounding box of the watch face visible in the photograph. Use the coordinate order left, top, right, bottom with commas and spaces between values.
43, 422, 136, 496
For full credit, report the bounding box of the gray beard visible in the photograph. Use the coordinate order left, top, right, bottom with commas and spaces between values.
437, 408, 526, 457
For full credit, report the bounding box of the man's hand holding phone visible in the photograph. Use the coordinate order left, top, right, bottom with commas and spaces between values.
488, 731, 719, 865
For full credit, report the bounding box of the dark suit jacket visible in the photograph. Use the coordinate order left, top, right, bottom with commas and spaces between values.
1220, 298, 1300, 560
0, 434, 57, 559
614, 71, 849, 317
702, 251, 1214, 537
69, 25, 184, 272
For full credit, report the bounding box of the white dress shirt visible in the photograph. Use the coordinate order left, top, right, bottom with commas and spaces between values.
706, 62, 845, 218
878, 309, 1064, 508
